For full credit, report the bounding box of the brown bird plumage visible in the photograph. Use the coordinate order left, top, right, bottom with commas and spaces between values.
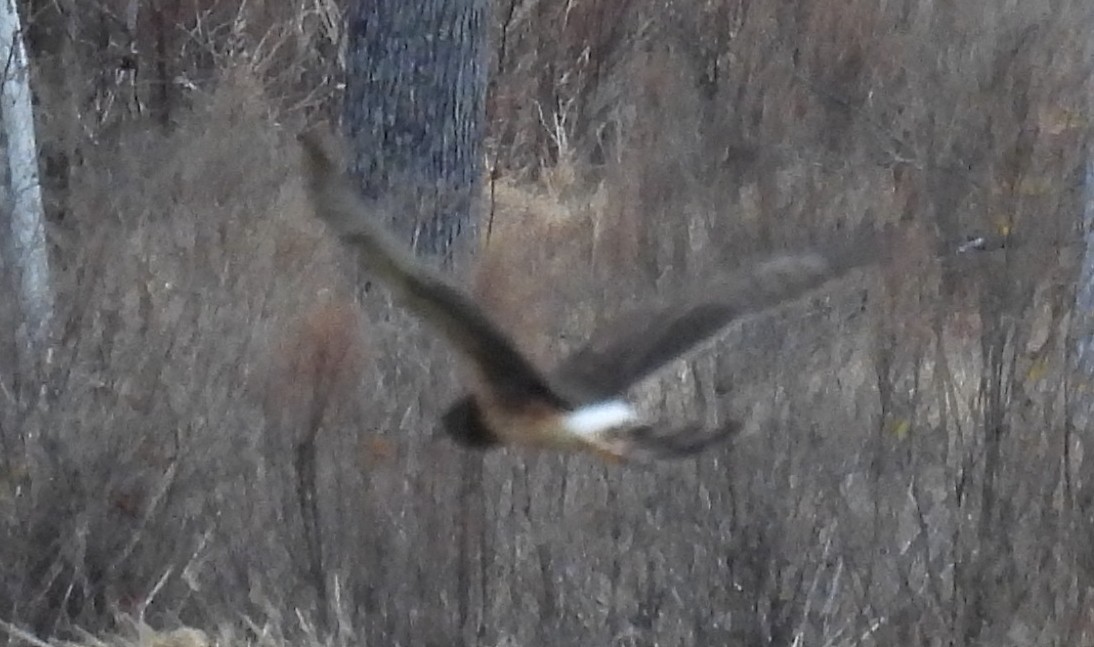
297, 129, 890, 462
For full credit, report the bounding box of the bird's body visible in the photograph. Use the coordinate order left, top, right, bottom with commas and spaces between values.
297, 129, 891, 462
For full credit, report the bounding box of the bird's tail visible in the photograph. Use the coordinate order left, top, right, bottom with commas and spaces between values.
603, 420, 742, 462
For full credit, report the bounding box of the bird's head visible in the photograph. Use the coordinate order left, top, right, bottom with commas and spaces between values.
439, 396, 502, 449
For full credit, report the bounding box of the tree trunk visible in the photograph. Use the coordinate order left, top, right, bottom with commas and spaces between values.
0, 0, 52, 349
1068, 154, 1094, 442
341, 3, 490, 643
343, 0, 489, 261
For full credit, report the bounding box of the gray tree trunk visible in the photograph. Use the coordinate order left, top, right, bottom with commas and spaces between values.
343, 0, 489, 261
0, 0, 52, 349
1072, 158, 1094, 430
340, 3, 490, 644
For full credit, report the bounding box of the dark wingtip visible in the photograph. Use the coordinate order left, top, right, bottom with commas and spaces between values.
824, 222, 901, 273
297, 126, 343, 187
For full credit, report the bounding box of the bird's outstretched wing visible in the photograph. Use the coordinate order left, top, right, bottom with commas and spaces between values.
551, 227, 891, 402
298, 130, 564, 408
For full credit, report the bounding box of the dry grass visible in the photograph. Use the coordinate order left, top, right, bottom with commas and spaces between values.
2, 0, 1094, 646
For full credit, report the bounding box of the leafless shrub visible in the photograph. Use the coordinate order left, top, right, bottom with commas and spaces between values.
0, 71, 343, 634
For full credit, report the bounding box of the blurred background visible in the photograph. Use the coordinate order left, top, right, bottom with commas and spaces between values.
0, 1, 1092, 645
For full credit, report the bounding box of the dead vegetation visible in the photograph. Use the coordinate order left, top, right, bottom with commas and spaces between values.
1, 0, 1093, 646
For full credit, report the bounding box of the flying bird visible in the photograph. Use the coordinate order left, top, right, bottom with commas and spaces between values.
297, 130, 890, 462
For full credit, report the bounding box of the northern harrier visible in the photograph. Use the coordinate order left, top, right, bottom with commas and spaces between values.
297, 131, 889, 462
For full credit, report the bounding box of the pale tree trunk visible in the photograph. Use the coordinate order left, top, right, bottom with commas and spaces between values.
0, 0, 51, 349
1075, 159, 1094, 379
1067, 149, 1094, 449
343, 0, 489, 262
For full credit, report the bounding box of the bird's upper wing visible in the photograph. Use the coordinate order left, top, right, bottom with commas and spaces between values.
298, 130, 564, 408
550, 227, 892, 401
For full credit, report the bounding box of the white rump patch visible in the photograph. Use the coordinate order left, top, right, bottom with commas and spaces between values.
563, 400, 640, 438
